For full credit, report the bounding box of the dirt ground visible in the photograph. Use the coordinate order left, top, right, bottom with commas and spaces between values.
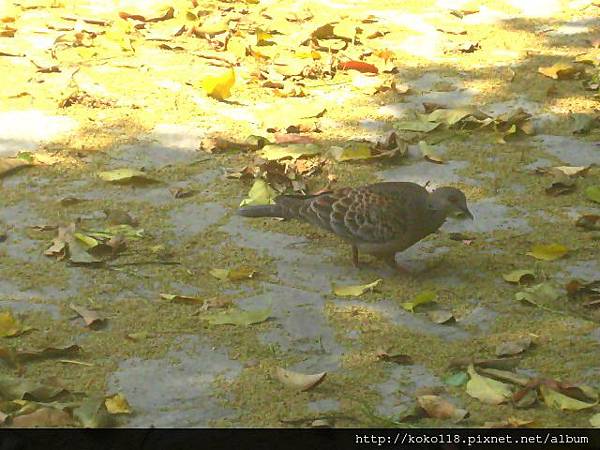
0, 0, 599, 428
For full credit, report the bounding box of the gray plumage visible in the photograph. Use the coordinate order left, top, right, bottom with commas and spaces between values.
238, 182, 472, 269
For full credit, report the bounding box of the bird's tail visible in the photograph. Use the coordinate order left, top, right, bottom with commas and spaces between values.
237, 196, 305, 219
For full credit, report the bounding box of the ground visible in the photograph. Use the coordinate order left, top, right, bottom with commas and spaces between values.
0, 0, 599, 428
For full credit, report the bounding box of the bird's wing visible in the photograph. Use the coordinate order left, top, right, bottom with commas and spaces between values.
299, 186, 418, 244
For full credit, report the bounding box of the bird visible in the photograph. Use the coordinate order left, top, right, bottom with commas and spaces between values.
237, 182, 473, 272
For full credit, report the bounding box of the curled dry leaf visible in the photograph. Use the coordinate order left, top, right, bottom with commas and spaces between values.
538, 63, 583, 80
427, 309, 455, 324
417, 395, 468, 422
275, 367, 326, 391
484, 417, 534, 428
11, 407, 74, 427
495, 336, 532, 357
338, 60, 378, 73
69, 304, 105, 328
540, 384, 598, 411
575, 214, 600, 231
159, 293, 204, 304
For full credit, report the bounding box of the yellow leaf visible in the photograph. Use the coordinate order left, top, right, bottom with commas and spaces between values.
258, 143, 321, 161
333, 279, 382, 297
105, 393, 132, 415
256, 28, 272, 45
466, 365, 512, 405
0, 311, 30, 338
538, 63, 582, 80
526, 244, 569, 261
540, 385, 597, 411
328, 144, 372, 162
201, 67, 235, 101
502, 269, 535, 284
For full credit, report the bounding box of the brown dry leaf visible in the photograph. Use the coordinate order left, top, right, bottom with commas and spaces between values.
495, 336, 532, 357
417, 395, 468, 422
11, 407, 74, 427
159, 293, 204, 304
376, 350, 414, 365
69, 304, 105, 328
545, 178, 576, 196
274, 367, 326, 391
16, 345, 81, 362
550, 165, 591, 177
484, 417, 534, 428
538, 63, 583, 80
575, 214, 600, 231
566, 279, 600, 306
0, 157, 32, 178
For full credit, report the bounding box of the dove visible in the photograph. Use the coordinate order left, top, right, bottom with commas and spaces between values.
238, 182, 473, 271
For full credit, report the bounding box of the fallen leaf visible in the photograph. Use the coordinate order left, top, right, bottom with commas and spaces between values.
401, 290, 437, 312
204, 307, 271, 326
526, 243, 569, 261
376, 350, 413, 365
0, 312, 32, 338
11, 407, 74, 427
495, 337, 532, 357
209, 266, 257, 281
466, 364, 512, 405
545, 178, 576, 196
333, 279, 381, 297
339, 60, 378, 73
484, 417, 534, 428
159, 293, 204, 304
538, 63, 583, 80
575, 215, 600, 231
16, 345, 81, 362
417, 395, 468, 422
239, 179, 278, 207
394, 120, 441, 133
550, 165, 590, 177
502, 269, 536, 284
275, 367, 326, 391
570, 113, 597, 134
516, 282, 562, 310
540, 384, 597, 411
0, 374, 69, 402
97, 168, 158, 185
73, 396, 112, 428
201, 67, 235, 101
258, 143, 321, 161
449, 357, 521, 371
69, 304, 105, 328
444, 371, 469, 387
585, 185, 600, 203
105, 393, 132, 415
0, 157, 31, 178
328, 144, 372, 162
427, 309, 455, 324
591, 413, 600, 427
419, 141, 444, 164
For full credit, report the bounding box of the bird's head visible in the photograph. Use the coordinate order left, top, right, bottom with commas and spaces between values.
429, 187, 473, 220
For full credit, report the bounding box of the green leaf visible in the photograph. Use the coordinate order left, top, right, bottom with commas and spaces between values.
418, 140, 444, 164
466, 364, 512, 405
585, 186, 600, 204
239, 179, 278, 207
540, 385, 597, 411
257, 143, 321, 161
444, 371, 469, 386
590, 413, 600, 427
97, 168, 159, 185
515, 282, 563, 314
502, 269, 535, 284
333, 279, 382, 297
401, 290, 436, 312
526, 243, 569, 261
204, 307, 271, 326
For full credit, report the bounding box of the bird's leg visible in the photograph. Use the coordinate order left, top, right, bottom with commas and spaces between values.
351, 245, 359, 268
383, 253, 411, 275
